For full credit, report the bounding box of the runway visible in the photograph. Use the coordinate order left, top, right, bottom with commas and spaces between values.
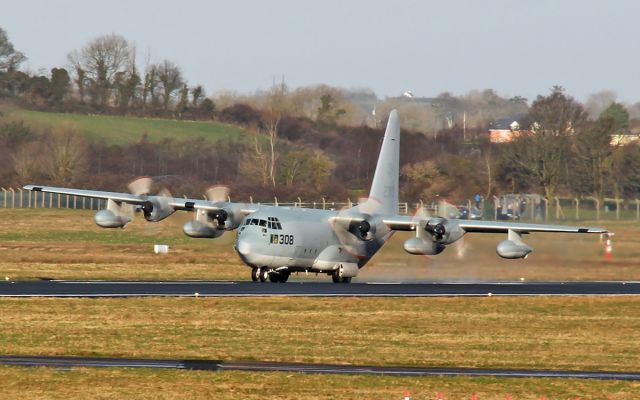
1, 280, 640, 297
2, 355, 640, 380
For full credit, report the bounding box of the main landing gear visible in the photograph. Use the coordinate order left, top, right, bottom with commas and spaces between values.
251, 267, 290, 283
331, 269, 352, 284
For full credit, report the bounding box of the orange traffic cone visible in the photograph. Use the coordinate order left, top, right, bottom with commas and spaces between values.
403, 390, 411, 400
605, 237, 613, 260
436, 392, 444, 400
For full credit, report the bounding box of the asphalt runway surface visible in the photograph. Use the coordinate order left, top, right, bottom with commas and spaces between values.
1, 280, 640, 297
2, 355, 640, 380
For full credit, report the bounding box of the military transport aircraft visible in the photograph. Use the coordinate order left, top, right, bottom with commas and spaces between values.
24, 110, 608, 283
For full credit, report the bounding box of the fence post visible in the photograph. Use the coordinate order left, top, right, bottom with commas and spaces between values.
542, 198, 549, 221
65, 194, 69, 209
1, 188, 6, 208
595, 198, 600, 221
322, 197, 326, 210
274, 196, 278, 206
348, 198, 352, 208
575, 198, 580, 220
493, 195, 499, 220
18, 189, 23, 208
28, 189, 32, 208
10, 188, 15, 208
42, 191, 45, 208
616, 198, 621, 220
34, 190, 37, 209
297, 197, 302, 208
57, 193, 61, 208
249, 196, 253, 204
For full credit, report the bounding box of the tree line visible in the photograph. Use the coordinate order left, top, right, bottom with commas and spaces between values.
1, 27, 640, 205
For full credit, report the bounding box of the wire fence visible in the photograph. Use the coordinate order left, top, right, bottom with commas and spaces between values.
1, 187, 638, 221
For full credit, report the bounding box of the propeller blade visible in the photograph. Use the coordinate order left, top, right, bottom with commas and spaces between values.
128, 176, 153, 196
205, 185, 230, 202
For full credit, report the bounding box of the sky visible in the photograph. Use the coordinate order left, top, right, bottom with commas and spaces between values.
2, 0, 640, 103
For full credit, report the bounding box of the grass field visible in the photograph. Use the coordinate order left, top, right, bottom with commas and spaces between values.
2, 368, 638, 400
1, 208, 640, 398
1, 106, 252, 145
1, 208, 638, 282
0, 296, 639, 399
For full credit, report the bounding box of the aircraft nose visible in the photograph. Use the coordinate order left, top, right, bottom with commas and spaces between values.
236, 238, 251, 256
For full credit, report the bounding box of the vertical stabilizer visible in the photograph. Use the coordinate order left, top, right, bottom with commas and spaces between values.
366, 110, 400, 215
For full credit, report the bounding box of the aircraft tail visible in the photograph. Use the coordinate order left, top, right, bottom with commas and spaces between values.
365, 110, 400, 215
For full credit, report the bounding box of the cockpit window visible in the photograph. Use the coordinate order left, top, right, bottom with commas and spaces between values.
259, 219, 267, 227
266, 217, 282, 230
250, 219, 258, 225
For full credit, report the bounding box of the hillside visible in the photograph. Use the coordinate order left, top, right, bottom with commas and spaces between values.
1, 106, 253, 145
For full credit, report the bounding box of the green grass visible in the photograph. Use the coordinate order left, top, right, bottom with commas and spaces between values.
2, 107, 253, 145
1, 297, 640, 399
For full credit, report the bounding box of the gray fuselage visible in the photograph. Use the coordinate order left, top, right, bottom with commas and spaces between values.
233, 205, 392, 275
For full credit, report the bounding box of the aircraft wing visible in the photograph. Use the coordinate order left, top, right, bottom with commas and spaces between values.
22, 184, 246, 213
382, 215, 608, 234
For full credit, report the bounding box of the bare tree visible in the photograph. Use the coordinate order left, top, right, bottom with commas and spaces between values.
503, 87, 588, 198
12, 142, 41, 183
191, 85, 204, 107
0, 27, 26, 72
68, 34, 133, 108
156, 60, 183, 113
43, 125, 88, 185
570, 117, 615, 203
261, 83, 288, 187
142, 63, 160, 113
239, 137, 270, 185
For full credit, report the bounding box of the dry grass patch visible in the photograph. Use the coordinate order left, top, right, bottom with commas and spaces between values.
2, 208, 640, 281
1, 297, 639, 371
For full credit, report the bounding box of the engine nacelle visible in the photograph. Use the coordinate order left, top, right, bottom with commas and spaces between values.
94, 209, 130, 228
496, 239, 533, 259
403, 237, 446, 255
349, 219, 376, 241
183, 220, 225, 239
424, 218, 465, 245
141, 199, 175, 222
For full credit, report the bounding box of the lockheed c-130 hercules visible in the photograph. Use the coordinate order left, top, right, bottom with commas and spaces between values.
24, 110, 608, 283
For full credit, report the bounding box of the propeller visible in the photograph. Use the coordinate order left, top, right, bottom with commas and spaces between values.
125, 177, 176, 237
127, 176, 154, 196
205, 185, 230, 203
204, 185, 232, 228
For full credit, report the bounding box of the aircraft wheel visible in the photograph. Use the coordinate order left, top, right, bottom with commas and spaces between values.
251, 267, 260, 282
269, 273, 280, 283
331, 270, 340, 283
278, 272, 290, 283
259, 268, 269, 282
341, 277, 352, 284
